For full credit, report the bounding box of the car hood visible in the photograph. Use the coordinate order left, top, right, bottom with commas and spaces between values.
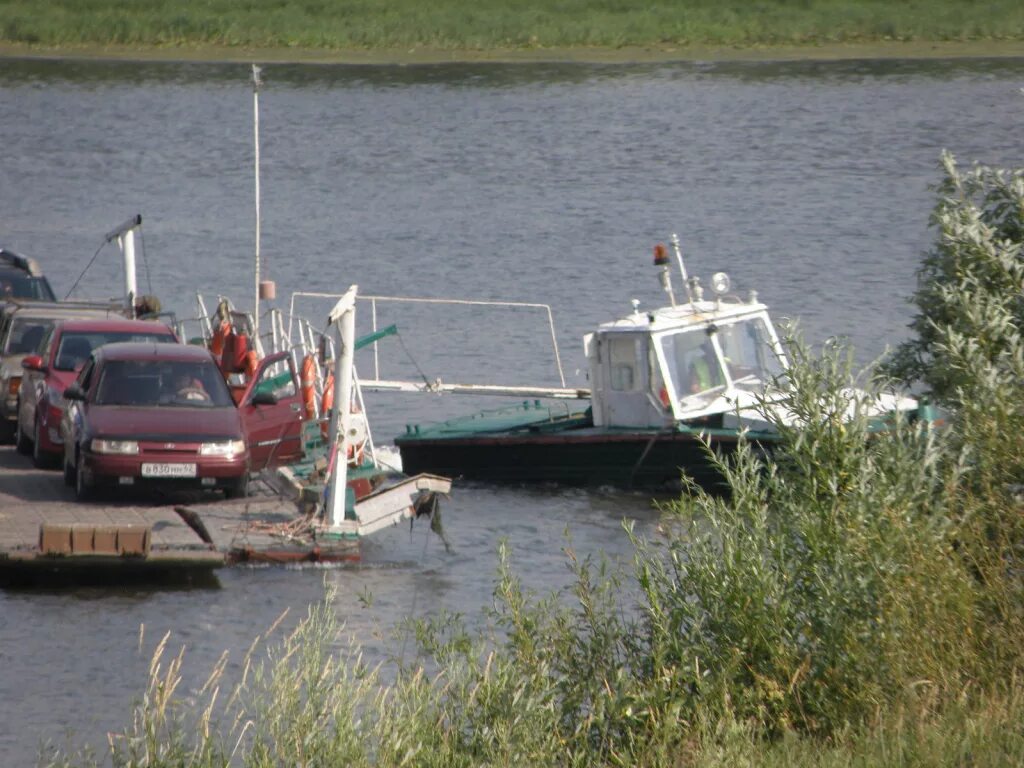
50, 370, 81, 393
86, 405, 244, 441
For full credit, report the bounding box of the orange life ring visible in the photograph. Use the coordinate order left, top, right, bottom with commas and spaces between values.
300, 355, 317, 420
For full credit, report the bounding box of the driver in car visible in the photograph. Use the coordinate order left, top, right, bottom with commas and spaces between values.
168, 370, 210, 402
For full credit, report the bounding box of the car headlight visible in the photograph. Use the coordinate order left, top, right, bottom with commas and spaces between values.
200, 439, 245, 457
7, 376, 21, 397
91, 439, 140, 455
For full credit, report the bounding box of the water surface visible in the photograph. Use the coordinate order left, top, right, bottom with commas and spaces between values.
1, 56, 1022, 764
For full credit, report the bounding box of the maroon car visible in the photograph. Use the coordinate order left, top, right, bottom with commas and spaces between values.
16, 317, 179, 466
60, 342, 304, 500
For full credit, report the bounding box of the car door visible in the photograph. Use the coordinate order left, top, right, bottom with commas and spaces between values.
237, 351, 305, 469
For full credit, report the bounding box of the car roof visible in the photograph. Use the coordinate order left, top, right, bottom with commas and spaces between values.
56, 318, 177, 334
95, 341, 213, 364
4, 302, 127, 322
0, 248, 45, 277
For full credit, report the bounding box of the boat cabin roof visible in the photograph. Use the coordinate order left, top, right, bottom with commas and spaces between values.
597, 297, 769, 336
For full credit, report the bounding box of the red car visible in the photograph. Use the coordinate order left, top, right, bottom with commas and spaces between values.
60, 342, 304, 500
16, 317, 179, 466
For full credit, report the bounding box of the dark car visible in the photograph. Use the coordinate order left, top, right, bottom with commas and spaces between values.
16, 317, 179, 465
0, 248, 57, 303
60, 343, 305, 500
0, 300, 130, 442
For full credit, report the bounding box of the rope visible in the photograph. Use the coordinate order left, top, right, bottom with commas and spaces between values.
63, 240, 106, 299
399, 518, 432, 665
395, 331, 435, 389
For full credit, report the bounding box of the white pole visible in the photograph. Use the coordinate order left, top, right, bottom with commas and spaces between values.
326, 286, 358, 529
120, 228, 137, 315
252, 64, 263, 339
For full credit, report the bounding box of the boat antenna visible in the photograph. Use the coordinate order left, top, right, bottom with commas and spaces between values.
670, 233, 696, 305
252, 63, 263, 340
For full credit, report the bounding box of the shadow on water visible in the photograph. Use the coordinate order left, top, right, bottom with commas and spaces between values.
0, 563, 222, 591
1, 55, 1022, 90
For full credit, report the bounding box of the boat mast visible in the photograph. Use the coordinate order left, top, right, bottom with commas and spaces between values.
670, 233, 696, 305
252, 64, 263, 340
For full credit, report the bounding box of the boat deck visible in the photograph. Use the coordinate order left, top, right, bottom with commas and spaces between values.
0, 444, 356, 586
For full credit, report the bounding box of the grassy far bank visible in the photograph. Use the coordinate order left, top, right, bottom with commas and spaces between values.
2, 0, 1024, 64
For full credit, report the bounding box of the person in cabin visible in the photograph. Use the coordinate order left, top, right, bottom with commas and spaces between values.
688, 341, 721, 393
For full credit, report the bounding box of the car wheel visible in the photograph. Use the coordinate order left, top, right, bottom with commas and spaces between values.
14, 411, 31, 456
74, 455, 93, 501
0, 420, 13, 444
32, 419, 54, 469
224, 473, 249, 499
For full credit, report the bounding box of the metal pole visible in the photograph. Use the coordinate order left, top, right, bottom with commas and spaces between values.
670, 233, 695, 305
252, 64, 263, 339
327, 286, 358, 529
120, 228, 137, 316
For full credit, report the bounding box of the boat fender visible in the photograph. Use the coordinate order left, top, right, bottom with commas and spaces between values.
320, 372, 335, 439
300, 355, 317, 420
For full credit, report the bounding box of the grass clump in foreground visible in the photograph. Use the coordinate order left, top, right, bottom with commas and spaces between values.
3, 0, 1024, 52
46, 153, 1024, 766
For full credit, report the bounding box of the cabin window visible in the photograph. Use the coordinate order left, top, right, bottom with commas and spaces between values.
715, 317, 785, 387
608, 337, 638, 391
659, 330, 725, 399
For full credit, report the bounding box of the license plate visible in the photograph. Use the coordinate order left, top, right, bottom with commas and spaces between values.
141, 462, 197, 478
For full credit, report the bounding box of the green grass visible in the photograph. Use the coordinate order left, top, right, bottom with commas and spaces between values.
2, 0, 1024, 52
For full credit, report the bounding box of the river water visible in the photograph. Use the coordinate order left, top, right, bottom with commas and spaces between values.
1, 55, 1022, 763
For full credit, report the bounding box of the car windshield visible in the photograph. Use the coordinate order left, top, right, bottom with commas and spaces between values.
0, 275, 56, 301
54, 331, 175, 371
95, 360, 233, 407
5, 317, 54, 355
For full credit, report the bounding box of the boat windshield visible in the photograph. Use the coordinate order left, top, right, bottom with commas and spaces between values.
713, 316, 786, 390
659, 315, 786, 409
659, 329, 727, 409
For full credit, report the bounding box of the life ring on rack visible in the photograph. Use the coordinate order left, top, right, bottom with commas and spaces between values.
300, 355, 317, 420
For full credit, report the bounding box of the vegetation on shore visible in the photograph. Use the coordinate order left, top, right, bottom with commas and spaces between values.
44, 152, 1024, 765
3, 0, 1024, 55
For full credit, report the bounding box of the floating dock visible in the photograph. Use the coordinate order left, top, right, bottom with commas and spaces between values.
0, 445, 364, 586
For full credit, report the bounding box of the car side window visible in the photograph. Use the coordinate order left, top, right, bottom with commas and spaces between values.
40, 327, 56, 363
252, 359, 297, 400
